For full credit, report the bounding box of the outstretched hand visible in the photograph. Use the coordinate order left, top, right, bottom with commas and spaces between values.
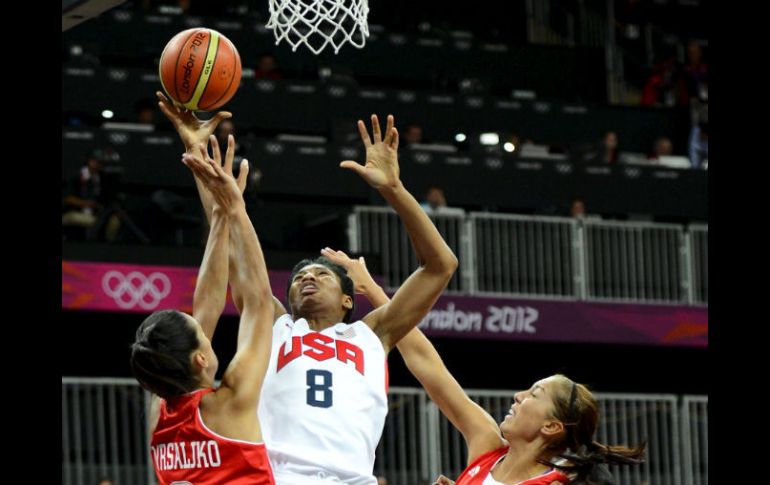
156, 91, 232, 151
320, 248, 376, 295
181, 140, 246, 214
210, 134, 250, 195
340, 114, 400, 190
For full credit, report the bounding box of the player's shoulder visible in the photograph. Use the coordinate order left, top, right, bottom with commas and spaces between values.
274, 313, 295, 327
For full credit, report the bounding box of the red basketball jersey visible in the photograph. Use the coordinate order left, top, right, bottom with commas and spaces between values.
456, 447, 571, 485
151, 388, 275, 485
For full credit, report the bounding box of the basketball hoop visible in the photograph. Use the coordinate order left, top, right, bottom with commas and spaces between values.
266, 0, 370, 55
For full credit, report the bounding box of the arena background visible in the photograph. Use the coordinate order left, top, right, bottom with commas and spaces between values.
62, 1, 709, 483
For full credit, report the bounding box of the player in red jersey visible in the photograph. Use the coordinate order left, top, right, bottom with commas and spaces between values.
130, 136, 275, 485
321, 249, 645, 485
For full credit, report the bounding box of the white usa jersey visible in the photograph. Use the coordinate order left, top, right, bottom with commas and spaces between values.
258, 314, 388, 485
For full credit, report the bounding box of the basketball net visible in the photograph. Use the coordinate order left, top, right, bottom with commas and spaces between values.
266, 0, 370, 54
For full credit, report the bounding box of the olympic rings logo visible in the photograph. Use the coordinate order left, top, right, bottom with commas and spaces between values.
102, 271, 172, 310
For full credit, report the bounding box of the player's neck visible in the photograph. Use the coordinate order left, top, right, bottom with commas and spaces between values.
198, 373, 215, 390
492, 440, 552, 484
301, 311, 345, 330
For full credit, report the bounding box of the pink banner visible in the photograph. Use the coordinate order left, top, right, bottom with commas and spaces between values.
62, 260, 707, 347
62, 260, 292, 315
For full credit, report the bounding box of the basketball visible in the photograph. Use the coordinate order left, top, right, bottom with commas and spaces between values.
159, 28, 242, 112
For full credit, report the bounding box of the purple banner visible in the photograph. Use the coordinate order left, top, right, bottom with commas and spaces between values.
62, 260, 706, 347
407, 296, 707, 348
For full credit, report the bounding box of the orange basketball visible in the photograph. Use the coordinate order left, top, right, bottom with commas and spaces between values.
159, 28, 242, 112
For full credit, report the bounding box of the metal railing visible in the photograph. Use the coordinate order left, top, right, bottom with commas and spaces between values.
583, 220, 686, 303
63, 378, 707, 485
689, 225, 708, 305
374, 388, 434, 485
599, 394, 681, 485
470, 213, 579, 299
681, 396, 708, 485
348, 206, 707, 305
62, 378, 154, 485
348, 206, 466, 292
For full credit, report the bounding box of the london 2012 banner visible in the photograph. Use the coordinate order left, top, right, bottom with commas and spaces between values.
63, 260, 706, 348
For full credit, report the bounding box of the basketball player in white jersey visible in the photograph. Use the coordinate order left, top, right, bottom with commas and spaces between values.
156, 93, 458, 485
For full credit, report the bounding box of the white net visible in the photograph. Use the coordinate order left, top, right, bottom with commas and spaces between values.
267, 0, 370, 55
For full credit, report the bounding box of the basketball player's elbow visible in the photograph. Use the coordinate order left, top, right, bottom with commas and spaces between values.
447, 252, 459, 272
431, 250, 458, 279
